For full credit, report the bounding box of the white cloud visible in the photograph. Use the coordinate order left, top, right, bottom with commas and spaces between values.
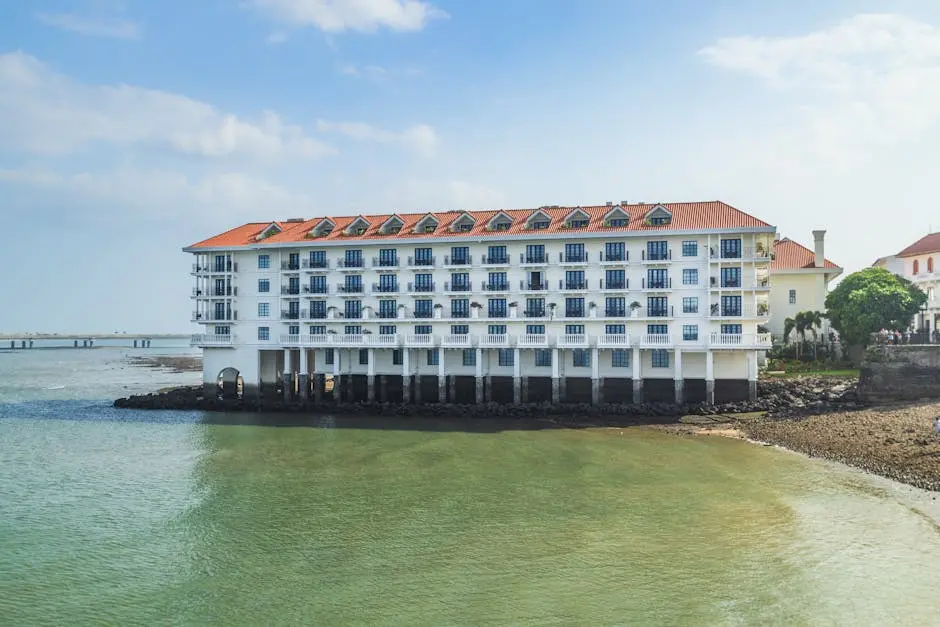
36, 12, 141, 39
316, 119, 438, 156
339, 63, 420, 80
265, 31, 289, 44
249, 0, 446, 33
0, 51, 331, 159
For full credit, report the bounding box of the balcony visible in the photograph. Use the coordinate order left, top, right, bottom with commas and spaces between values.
519, 253, 548, 266
191, 334, 235, 347
408, 282, 436, 294
708, 304, 770, 319
524, 308, 547, 318
482, 281, 509, 292
709, 247, 772, 263
367, 334, 400, 347
309, 310, 328, 319
640, 334, 672, 347
482, 254, 510, 266
641, 250, 672, 264
280, 261, 301, 271
444, 281, 472, 293
479, 334, 510, 348
336, 334, 366, 347
444, 255, 472, 267
451, 310, 471, 319
560, 280, 588, 292
302, 258, 330, 270
193, 262, 238, 274
604, 308, 627, 318
336, 258, 365, 270
407, 256, 436, 268
373, 256, 399, 269
337, 284, 364, 295
280, 309, 307, 320
192, 310, 237, 322
599, 251, 629, 264
303, 284, 331, 295
377, 309, 399, 319
442, 334, 473, 348
642, 278, 672, 291
709, 333, 772, 349
559, 252, 589, 265
600, 280, 628, 292
629, 305, 675, 319
488, 308, 509, 319
597, 333, 630, 348
281, 286, 301, 295
710, 277, 770, 290
372, 283, 401, 295
405, 334, 435, 347
517, 333, 548, 347
557, 333, 588, 348
565, 309, 585, 319
413, 309, 434, 319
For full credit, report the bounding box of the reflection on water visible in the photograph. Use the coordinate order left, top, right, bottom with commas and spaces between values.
1, 350, 939, 624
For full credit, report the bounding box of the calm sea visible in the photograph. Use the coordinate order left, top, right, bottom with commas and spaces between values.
1, 346, 939, 625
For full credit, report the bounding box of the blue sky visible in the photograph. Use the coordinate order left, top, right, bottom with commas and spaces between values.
2, 0, 940, 333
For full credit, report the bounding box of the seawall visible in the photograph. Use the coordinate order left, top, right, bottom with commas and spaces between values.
858, 345, 940, 403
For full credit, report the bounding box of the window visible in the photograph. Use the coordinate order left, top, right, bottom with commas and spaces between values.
721, 267, 741, 288
289, 325, 300, 335
287, 276, 300, 294
258, 302, 270, 317
393, 350, 403, 366
458, 222, 472, 232
913, 259, 920, 274
682, 241, 698, 257
721, 324, 743, 335
378, 275, 399, 294
647, 268, 668, 288
612, 350, 630, 367
310, 301, 327, 319
379, 249, 398, 267
565, 297, 585, 318
414, 247, 433, 265
451, 246, 470, 264
682, 297, 698, 314
573, 349, 591, 367
287, 252, 300, 270
325, 349, 334, 365
258, 279, 270, 293
565, 324, 585, 335
525, 298, 545, 317
345, 325, 362, 335
427, 349, 440, 366
535, 349, 552, 367
376, 300, 395, 319
214, 255, 227, 272
414, 300, 433, 318
646, 241, 668, 261
605, 242, 625, 262
720, 238, 742, 259
214, 302, 225, 320
310, 276, 327, 293
648, 324, 668, 335
451, 325, 469, 335
488, 272, 508, 290
649, 216, 670, 226
789, 289, 796, 304
344, 249, 363, 267
651, 349, 670, 368
525, 245, 545, 263
359, 349, 369, 365
379, 325, 397, 335
606, 269, 625, 289
647, 296, 668, 317
215, 326, 231, 336
414, 273, 434, 291
565, 243, 585, 262
344, 275, 362, 293
488, 298, 507, 318
344, 300, 361, 319
569, 219, 589, 228
451, 272, 470, 291
498, 349, 514, 366
608, 218, 628, 227
682, 325, 698, 341
682, 269, 698, 286
463, 349, 476, 366
414, 325, 433, 335
451, 299, 470, 318
309, 250, 326, 268
309, 325, 326, 335
526, 324, 545, 334
258, 254, 270, 269
565, 270, 585, 289
928, 257, 934, 273
286, 300, 300, 318
606, 324, 626, 334
488, 325, 507, 335
605, 297, 626, 317
532, 220, 550, 230
721, 295, 742, 316
487, 245, 508, 264
257, 326, 270, 341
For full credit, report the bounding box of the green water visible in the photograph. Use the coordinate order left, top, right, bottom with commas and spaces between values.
2, 415, 939, 625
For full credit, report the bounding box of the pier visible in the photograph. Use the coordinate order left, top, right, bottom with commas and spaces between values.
0, 333, 190, 349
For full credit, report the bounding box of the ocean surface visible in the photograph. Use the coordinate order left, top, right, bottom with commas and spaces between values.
1, 346, 939, 625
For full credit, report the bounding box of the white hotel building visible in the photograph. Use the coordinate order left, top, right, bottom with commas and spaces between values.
186, 201, 774, 405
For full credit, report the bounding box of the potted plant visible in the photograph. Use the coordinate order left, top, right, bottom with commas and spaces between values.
757, 303, 769, 316
397, 303, 406, 319
630, 301, 641, 318
710, 302, 720, 315
588, 301, 597, 318
327, 305, 337, 319
471, 301, 482, 318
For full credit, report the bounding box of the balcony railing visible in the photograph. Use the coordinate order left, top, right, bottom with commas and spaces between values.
191, 334, 235, 347
482, 282, 509, 292
482, 254, 510, 265
642, 278, 672, 290
605, 308, 627, 318
281, 286, 301, 295
565, 309, 585, 318
560, 280, 588, 290
641, 250, 672, 262
192, 311, 237, 322
451, 310, 471, 319
709, 304, 770, 318
337, 284, 364, 294
560, 252, 588, 263
302, 258, 330, 269
521, 281, 548, 291
710, 333, 772, 348
598, 333, 630, 347
281, 261, 301, 271
280, 310, 307, 320
524, 308, 546, 318
442, 334, 472, 347
600, 280, 628, 290
377, 310, 398, 319
517, 333, 548, 347
488, 308, 509, 318
710, 247, 771, 261
444, 255, 472, 266
367, 334, 400, 347
406, 334, 435, 347
337, 258, 365, 269
201, 286, 237, 297
520, 253, 548, 264
641, 334, 672, 347
413, 309, 434, 319
373, 257, 399, 268
408, 282, 436, 293
600, 251, 628, 262
445, 281, 472, 292
479, 334, 510, 347
303, 284, 330, 295
558, 333, 588, 347
408, 256, 436, 267
372, 283, 400, 294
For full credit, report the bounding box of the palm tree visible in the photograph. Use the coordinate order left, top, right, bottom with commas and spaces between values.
784, 317, 796, 344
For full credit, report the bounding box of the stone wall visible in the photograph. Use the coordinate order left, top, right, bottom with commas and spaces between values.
858, 345, 940, 402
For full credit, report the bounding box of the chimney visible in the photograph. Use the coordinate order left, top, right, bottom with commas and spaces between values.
812, 230, 826, 268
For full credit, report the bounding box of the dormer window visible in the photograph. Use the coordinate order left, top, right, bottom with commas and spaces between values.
608, 218, 628, 227
649, 216, 670, 226
569, 219, 588, 228
643, 205, 673, 227
356, 227, 366, 235
308, 218, 335, 238
344, 216, 371, 236
378, 215, 404, 235
424, 225, 435, 233
533, 221, 549, 230
450, 212, 477, 233
458, 223, 472, 232
389, 226, 401, 234
487, 211, 514, 232
255, 222, 282, 241
494, 222, 509, 231
413, 213, 440, 234
562, 207, 590, 230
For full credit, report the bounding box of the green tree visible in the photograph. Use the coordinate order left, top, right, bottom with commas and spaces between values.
824, 268, 927, 346
783, 317, 796, 343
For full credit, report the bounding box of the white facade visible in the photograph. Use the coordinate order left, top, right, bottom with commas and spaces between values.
187, 224, 774, 404
899, 253, 939, 332
768, 231, 842, 340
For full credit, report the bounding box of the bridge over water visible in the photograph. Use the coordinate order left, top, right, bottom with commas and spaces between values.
0, 334, 191, 349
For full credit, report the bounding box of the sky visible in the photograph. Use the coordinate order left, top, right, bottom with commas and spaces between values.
2, 0, 940, 333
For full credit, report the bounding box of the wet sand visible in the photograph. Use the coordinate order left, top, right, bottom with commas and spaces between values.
126, 355, 202, 373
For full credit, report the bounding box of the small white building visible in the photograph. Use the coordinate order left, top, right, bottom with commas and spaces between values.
768, 231, 842, 341
889, 233, 940, 332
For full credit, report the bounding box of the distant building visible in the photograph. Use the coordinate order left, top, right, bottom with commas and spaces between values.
768, 231, 842, 341
185, 201, 776, 406
890, 232, 940, 332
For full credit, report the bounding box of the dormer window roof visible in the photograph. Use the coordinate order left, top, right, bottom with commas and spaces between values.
344, 216, 371, 236
307, 218, 335, 237
563, 207, 590, 228
255, 222, 282, 241
644, 204, 672, 226
525, 209, 552, 230
378, 215, 405, 235
602, 205, 630, 227
487, 211, 513, 231
450, 212, 476, 233
413, 213, 440, 234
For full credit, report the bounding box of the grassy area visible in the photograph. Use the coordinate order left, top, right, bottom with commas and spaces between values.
762, 369, 859, 378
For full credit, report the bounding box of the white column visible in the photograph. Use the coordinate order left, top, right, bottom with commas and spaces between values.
673, 348, 683, 404
438, 349, 446, 403
299, 348, 308, 373
475, 348, 484, 403
591, 347, 600, 405
748, 350, 758, 402
551, 347, 560, 403
705, 350, 715, 405
367, 348, 376, 402
632, 346, 642, 403
513, 348, 522, 404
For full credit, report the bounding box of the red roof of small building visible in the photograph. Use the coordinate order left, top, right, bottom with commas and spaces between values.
187, 201, 771, 249
771, 237, 840, 271
897, 232, 940, 258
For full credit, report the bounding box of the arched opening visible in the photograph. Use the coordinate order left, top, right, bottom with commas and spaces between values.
928, 257, 934, 273
217, 367, 242, 399
913, 259, 920, 274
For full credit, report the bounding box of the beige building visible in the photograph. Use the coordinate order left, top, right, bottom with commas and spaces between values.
768, 231, 842, 341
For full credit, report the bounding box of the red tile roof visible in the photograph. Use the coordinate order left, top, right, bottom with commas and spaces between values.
187, 201, 772, 249
897, 232, 940, 258
771, 237, 840, 271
